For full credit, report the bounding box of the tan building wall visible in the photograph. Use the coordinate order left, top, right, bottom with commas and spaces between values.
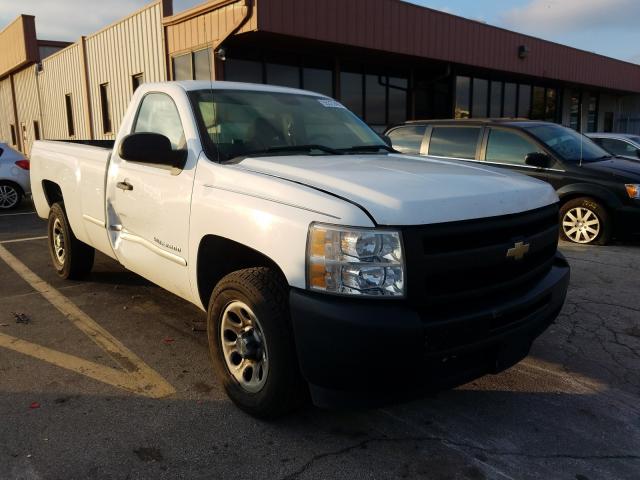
38, 43, 90, 140
85, 1, 167, 140
13, 65, 41, 155
0, 77, 17, 147
0, 15, 39, 78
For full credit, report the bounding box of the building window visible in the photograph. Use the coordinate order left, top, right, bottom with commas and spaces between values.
99, 83, 112, 134
531, 86, 546, 120
490, 81, 503, 118
65, 94, 75, 137
455, 76, 471, 119
604, 112, 614, 133
569, 92, 581, 131
503, 83, 517, 117
472, 78, 488, 118
266, 63, 300, 88
225, 58, 263, 83
172, 53, 192, 81
340, 71, 363, 118
365, 74, 386, 126
132, 73, 144, 92
388, 77, 407, 126
587, 93, 599, 132
10, 124, 17, 145
193, 49, 211, 81
302, 67, 333, 97
33, 121, 40, 140
517, 85, 531, 118
545, 88, 557, 122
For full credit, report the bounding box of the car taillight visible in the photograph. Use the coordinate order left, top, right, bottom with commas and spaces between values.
15, 160, 30, 170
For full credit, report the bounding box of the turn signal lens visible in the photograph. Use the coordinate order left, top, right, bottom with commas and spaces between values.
625, 184, 640, 199
306, 223, 405, 297
15, 159, 30, 170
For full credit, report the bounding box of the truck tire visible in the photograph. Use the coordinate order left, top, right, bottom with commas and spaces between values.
47, 202, 95, 279
207, 267, 304, 418
560, 197, 612, 245
0, 181, 22, 210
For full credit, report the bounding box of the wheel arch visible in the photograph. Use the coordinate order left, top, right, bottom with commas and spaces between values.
196, 235, 288, 310
556, 184, 621, 211
41, 179, 64, 207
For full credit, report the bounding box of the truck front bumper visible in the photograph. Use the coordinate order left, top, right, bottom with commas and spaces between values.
289, 252, 570, 408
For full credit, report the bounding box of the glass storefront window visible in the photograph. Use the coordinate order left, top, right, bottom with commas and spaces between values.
503, 83, 517, 117
587, 93, 598, 132
569, 93, 581, 131
455, 76, 471, 119
172, 53, 192, 81
303, 68, 333, 97
266, 63, 300, 88
531, 86, 546, 120
517, 85, 531, 118
365, 74, 386, 125
472, 78, 488, 118
388, 77, 407, 125
490, 81, 502, 118
194, 49, 211, 81
340, 71, 363, 117
225, 58, 263, 84
545, 88, 557, 122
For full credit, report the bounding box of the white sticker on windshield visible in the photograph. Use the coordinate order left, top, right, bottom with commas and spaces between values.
318, 99, 346, 109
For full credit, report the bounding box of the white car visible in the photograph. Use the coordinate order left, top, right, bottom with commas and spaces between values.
0, 142, 30, 209
30, 81, 570, 417
587, 133, 640, 161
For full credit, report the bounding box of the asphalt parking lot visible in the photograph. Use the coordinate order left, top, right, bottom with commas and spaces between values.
1, 201, 639, 480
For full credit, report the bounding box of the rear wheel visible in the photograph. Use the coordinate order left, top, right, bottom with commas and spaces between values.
0, 182, 22, 210
47, 202, 95, 279
560, 197, 612, 245
207, 267, 304, 418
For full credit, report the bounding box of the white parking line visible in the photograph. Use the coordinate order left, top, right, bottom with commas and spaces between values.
0, 236, 47, 244
0, 211, 36, 217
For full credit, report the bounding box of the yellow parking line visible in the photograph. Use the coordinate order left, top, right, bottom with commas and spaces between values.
0, 244, 175, 398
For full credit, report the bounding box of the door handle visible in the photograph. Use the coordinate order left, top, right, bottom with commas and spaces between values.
116, 181, 133, 191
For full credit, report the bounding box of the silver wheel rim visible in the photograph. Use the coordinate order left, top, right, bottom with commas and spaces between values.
0, 185, 19, 209
563, 207, 600, 244
220, 301, 269, 393
52, 218, 66, 264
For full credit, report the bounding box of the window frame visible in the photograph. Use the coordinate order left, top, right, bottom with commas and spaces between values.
424, 124, 484, 161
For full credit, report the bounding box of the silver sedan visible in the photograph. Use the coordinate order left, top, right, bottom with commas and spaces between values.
0, 143, 30, 209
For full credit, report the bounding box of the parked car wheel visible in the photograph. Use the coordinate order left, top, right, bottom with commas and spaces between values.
207, 267, 304, 418
47, 202, 95, 279
560, 197, 612, 245
0, 181, 22, 210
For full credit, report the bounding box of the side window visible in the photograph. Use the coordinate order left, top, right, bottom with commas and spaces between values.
428, 127, 480, 159
133, 93, 186, 150
485, 129, 541, 165
598, 138, 637, 157
387, 126, 426, 154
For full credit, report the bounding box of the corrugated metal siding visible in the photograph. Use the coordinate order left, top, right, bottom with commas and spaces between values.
13, 65, 41, 155
0, 15, 39, 78
165, 0, 254, 55
257, 0, 640, 94
85, 2, 166, 140
38, 43, 90, 140
0, 77, 15, 145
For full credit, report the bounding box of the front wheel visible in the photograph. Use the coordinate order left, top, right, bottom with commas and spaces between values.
48, 202, 95, 279
207, 268, 304, 418
560, 197, 612, 245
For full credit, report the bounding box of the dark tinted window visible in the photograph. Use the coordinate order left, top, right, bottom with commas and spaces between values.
132, 73, 144, 92
303, 68, 332, 97
225, 58, 263, 83
598, 138, 639, 157
490, 81, 502, 117
455, 76, 470, 119
99, 83, 112, 134
503, 83, 516, 117
472, 79, 488, 118
340, 72, 363, 117
64, 94, 75, 137
525, 124, 608, 162
387, 125, 426, 154
429, 127, 480, 159
545, 88, 557, 122
194, 49, 211, 81
531, 87, 545, 119
518, 85, 531, 118
587, 94, 598, 132
266, 63, 300, 88
173, 54, 191, 81
365, 74, 386, 125
486, 129, 541, 165
388, 77, 407, 125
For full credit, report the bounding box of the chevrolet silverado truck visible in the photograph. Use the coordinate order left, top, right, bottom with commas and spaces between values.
31, 81, 569, 417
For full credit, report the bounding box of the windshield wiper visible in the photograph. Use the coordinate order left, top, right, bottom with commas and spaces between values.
246, 144, 343, 157
338, 144, 397, 154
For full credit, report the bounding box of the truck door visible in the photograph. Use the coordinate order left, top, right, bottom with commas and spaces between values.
105, 92, 197, 301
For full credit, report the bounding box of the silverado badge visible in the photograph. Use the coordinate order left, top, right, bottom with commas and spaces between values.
506, 241, 530, 261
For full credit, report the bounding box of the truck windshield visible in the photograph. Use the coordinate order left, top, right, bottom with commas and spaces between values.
523, 124, 610, 162
189, 89, 390, 161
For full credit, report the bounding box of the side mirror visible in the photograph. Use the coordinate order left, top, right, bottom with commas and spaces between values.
118, 133, 187, 170
525, 152, 552, 169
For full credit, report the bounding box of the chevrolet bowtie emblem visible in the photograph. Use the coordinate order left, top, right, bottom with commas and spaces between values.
506, 241, 530, 261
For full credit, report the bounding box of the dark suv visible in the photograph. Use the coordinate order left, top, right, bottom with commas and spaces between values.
385, 120, 640, 245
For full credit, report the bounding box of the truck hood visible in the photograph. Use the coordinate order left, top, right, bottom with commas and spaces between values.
235, 154, 558, 225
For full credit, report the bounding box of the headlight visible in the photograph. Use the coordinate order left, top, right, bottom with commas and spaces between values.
306, 223, 405, 297
625, 184, 640, 199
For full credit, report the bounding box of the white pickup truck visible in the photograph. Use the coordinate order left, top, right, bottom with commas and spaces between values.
31, 81, 569, 417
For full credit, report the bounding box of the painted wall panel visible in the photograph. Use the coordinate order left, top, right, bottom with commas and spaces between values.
0, 78, 15, 146
13, 65, 41, 155
0, 15, 39, 78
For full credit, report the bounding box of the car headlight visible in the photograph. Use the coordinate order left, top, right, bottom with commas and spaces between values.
625, 184, 640, 199
306, 223, 405, 297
